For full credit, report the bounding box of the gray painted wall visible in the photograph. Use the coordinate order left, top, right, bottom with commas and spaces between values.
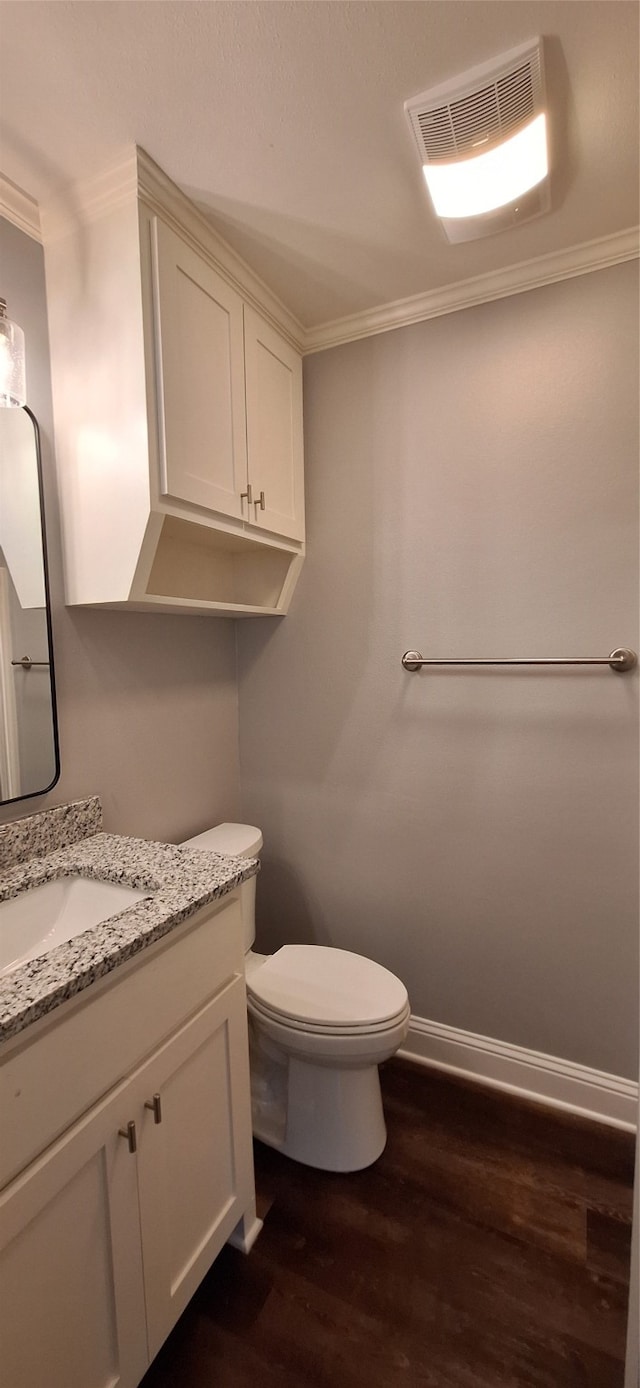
0, 217, 240, 841
237, 262, 639, 1079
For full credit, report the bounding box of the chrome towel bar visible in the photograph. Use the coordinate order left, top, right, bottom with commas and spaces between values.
10, 656, 51, 670
401, 647, 637, 674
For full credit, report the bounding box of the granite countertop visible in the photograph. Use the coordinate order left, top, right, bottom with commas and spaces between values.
0, 832, 259, 1044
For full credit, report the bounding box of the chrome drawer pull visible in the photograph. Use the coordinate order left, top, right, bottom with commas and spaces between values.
144, 1093, 163, 1125
118, 1120, 137, 1154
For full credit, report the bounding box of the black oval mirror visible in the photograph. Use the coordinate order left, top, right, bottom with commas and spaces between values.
0, 406, 60, 803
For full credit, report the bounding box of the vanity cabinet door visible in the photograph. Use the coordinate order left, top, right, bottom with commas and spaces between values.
151, 216, 248, 519
244, 305, 305, 542
0, 1080, 148, 1388
135, 976, 255, 1361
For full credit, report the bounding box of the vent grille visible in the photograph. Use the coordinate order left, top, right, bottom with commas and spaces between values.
407, 43, 544, 164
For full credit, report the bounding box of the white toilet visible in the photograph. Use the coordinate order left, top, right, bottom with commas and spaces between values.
181, 822, 410, 1172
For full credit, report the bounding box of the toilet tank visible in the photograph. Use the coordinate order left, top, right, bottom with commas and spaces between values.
180, 822, 263, 954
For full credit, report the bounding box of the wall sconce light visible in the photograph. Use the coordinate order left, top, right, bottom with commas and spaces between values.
0, 297, 26, 407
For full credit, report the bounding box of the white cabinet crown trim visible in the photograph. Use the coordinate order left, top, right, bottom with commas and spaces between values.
41, 146, 305, 354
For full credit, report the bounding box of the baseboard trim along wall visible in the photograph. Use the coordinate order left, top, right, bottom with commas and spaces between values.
398, 1016, 638, 1132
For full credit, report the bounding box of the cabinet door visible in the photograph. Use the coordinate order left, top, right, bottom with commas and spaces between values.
0, 1083, 148, 1388
151, 217, 248, 518
244, 305, 305, 541
135, 977, 255, 1361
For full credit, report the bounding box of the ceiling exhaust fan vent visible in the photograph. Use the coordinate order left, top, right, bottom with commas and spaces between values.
406, 40, 545, 165
405, 39, 549, 244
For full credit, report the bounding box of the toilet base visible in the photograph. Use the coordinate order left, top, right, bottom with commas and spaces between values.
252, 1053, 388, 1172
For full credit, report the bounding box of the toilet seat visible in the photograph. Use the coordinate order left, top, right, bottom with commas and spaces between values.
246, 944, 408, 1031
248, 991, 410, 1037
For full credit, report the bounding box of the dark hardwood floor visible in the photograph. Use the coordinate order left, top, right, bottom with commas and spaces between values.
141, 1059, 635, 1388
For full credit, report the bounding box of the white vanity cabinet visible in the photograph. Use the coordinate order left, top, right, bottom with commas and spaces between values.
134, 979, 253, 1362
0, 894, 259, 1388
42, 146, 305, 616
0, 1062, 149, 1388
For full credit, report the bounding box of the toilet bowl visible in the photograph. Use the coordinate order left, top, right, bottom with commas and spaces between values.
181, 823, 410, 1172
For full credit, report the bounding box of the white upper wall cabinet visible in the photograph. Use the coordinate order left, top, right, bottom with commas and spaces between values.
152, 218, 248, 521
244, 306, 304, 543
42, 148, 305, 616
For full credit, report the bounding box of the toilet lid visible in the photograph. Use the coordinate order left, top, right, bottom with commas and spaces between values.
246, 945, 408, 1028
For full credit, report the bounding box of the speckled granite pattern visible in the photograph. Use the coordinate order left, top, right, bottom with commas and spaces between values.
0, 796, 102, 871
0, 833, 259, 1043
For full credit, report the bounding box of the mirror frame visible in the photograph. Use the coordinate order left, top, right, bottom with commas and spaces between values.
0, 405, 60, 807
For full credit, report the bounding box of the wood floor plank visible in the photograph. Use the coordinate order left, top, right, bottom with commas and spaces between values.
587, 1208, 634, 1284
141, 1058, 635, 1388
248, 1170, 628, 1360
381, 1064, 635, 1223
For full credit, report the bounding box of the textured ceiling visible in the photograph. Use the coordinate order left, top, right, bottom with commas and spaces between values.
0, 1, 638, 329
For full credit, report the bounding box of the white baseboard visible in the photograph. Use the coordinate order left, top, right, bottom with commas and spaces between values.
398, 1016, 638, 1132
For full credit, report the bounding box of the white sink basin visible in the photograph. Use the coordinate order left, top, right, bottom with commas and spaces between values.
0, 876, 151, 978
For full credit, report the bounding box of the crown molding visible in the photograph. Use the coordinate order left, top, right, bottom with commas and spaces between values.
7, 148, 639, 356
0, 175, 41, 242
40, 150, 139, 242
302, 226, 640, 354
136, 147, 305, 353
